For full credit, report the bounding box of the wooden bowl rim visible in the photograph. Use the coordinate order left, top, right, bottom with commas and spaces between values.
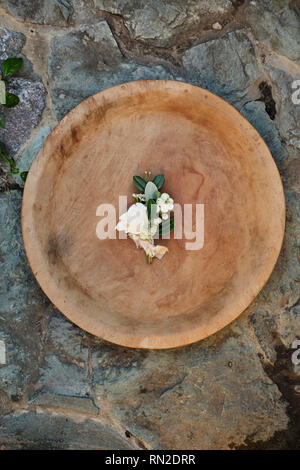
21, 80, 286, 349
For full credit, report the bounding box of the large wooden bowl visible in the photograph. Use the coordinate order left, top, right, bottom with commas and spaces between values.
22, 81, 285, 349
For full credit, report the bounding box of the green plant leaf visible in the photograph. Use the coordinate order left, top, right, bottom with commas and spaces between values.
0, 141, 19, 173
159, 216, 175, 235
0, 141, 8, 158
0, 153, 9, 164
133, 175, 147, 191
20, 171, 28, 182
153, 174, 165, 189
0, 114, 5, 128
1, 57, 23, 77
145, 181, 158, 201
147, 198, 157, 223
3, 92, 19, 108
0, 154, 18, 173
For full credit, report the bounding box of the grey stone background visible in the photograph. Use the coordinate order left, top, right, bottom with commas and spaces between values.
0, 0, 299, 450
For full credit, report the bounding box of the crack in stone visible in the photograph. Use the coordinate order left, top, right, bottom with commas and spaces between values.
286, 296, 300, 312
257, 81, 277, 120
0, 179, 23, 193
99, 5, 249, 69
102, 11, 181, 67
233, 332, 300, 449
158, 376, 186, 398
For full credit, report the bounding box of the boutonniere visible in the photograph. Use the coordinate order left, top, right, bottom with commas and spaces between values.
116, 171, 175, 263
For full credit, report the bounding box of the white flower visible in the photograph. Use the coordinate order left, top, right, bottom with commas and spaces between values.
162, 213, 168, 220
116, 203, 150, 238
160, 203, 168, 213
133, 193, 146, 202
156, 193, 174, 214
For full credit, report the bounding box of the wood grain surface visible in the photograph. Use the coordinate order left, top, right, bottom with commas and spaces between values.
22, 80, 285, 349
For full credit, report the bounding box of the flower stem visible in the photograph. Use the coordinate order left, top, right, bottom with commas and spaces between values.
146, 255, 152, 264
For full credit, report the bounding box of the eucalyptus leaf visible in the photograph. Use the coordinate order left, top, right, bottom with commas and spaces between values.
2, 57, 23, 77
159, 216, 175, 235
0, 115, 5, 128
153, 174, 165, 189
133, 175, 147, 192
3, 92, 19, 108
145, 181, 158, 201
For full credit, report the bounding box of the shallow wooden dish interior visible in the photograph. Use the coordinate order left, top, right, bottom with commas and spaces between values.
22, 80, 285, 349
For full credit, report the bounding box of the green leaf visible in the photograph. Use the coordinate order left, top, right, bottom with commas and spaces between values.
145, 181, 158, 201
0, 114, 5, 128
159, 216, 175, 235
20, 171, 28, 182
1, 57, 23, 77
133, 175, 147, 192
0, 141, 8, 158
0, 153, 18, 173
153, 174, 165, 190
147, 198, 157, 223
0, 153, 9, 164
0, 142, 19, 173
3, 92, 19, 108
